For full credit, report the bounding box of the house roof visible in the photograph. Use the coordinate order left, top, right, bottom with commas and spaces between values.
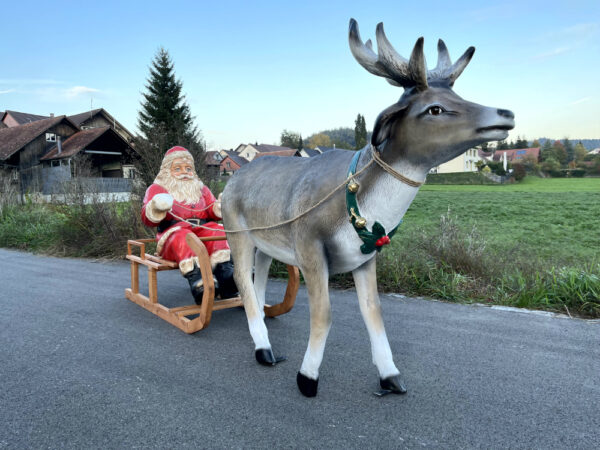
41, 127, 113, 160
492, 147, 540, 162
222, 150, 249, 167
254, 144, 294, 153
254, 149, 300, 158
302, 148, 321, 157
68, 109, 103, 126
2, 110, 49, 126
68, 108, 133, 140
315, 146, 352, 152
205, 150, 222, 165
0, 116, 75, 161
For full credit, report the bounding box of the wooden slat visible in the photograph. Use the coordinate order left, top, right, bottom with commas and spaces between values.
264, 265, 300, 317
212, 297, 243, 311
131, 261, 139, 294
126, 254, 176, 271
148, 269, 158, 304
185, 234, 215, 328
144, 254, 178, 268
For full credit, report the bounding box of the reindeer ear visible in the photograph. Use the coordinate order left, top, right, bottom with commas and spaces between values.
371, 103, 407, 148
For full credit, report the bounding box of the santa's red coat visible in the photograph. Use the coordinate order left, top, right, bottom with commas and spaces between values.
141, 183, 229, 266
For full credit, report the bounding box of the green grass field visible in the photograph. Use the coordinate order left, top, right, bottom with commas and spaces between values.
1, 176, 599, 316
372, 176, 600, 316
405, 177, 600, 265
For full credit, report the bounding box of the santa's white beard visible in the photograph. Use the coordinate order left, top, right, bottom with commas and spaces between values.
155, 173, 204, 204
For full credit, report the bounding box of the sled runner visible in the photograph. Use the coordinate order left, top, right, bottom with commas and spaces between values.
125, 233, 299, 333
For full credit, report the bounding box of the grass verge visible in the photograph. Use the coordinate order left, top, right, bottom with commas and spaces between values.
1, 177, 598, 317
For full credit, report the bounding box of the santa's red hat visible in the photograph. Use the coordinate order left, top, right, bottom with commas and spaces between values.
165, 146, 192, 158
160, 146, 195, 168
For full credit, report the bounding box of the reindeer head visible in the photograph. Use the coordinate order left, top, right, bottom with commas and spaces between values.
349, 19, 515, 169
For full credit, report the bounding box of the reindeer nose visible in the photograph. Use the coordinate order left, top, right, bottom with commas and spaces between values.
497, 109, 514, 119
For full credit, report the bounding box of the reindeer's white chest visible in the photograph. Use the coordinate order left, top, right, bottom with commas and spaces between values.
326, 177, 421, 274
326, 224, 375, 274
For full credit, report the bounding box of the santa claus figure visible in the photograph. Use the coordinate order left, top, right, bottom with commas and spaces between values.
141, 146, 237, 303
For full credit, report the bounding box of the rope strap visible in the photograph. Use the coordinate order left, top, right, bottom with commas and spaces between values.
372, 149, 423, 187
164, 146, 421, 235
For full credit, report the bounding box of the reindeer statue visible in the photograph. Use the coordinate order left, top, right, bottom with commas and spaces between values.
221, 19, 514, 397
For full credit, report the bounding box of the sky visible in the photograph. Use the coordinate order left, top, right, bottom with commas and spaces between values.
1, 0, 599, 151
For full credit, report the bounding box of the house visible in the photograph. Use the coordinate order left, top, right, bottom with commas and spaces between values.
233, 143, 295, 161
204, 150, 224, 178
2, 108, 134, 144
314, 146, 352, 153
300, 148, 321, 157
220, 151, 249, 175
253, 149, 301, 158
68, 108, 134, 144
429, 147, 482, 174
492, 148, 540, 163
0, 113, 135, 200
1, 110, 50, 127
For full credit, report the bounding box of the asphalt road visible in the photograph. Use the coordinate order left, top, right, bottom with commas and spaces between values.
0, 248, 599, 449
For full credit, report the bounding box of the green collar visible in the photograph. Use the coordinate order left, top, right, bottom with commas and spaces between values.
346, 150, 402, 254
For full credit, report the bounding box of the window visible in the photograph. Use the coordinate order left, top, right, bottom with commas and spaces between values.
226, 162, 231, 169
46, 133, 56, 142
51, 160, 60, 167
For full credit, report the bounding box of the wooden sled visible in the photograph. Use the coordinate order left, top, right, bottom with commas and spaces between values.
125, 234, 300, 334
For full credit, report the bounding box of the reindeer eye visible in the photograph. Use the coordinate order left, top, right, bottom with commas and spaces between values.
427, 106, 444, 116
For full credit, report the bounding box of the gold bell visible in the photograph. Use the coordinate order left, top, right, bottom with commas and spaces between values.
349, 207, 367, 229
355, 217, 367, 229
348, 182, 360, 193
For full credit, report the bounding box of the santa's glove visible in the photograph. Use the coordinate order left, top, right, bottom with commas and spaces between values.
212, 193, 223, 218
146, 193, 174, 223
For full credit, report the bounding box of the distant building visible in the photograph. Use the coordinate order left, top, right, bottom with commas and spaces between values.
492, 147, 540, 163
220, 151, 249, 174
0, 109, 135, 201
233, 143, 296, 161
430, 148, 482, 174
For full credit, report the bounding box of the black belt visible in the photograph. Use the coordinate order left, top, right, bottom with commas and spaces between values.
157, 218, 207, 233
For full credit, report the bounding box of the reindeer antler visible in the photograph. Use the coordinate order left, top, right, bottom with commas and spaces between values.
349, 18, 475, 89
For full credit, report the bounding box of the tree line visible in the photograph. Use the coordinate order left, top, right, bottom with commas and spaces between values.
280, 113, 370, 151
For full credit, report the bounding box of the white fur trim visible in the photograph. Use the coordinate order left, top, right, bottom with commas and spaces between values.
179, 256, 200, 275
156, 226, 182, 256
210, 249, 231, 269
145, 200, 168, 223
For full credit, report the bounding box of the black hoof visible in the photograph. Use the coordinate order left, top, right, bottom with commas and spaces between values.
379, 375, 407, 395
297, 372, 318, 397
255, 349, 286, 366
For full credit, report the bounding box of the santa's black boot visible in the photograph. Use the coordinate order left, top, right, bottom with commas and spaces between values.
213, 260, 238, 299
184, 265, 219, 305
183, 266, 204, 305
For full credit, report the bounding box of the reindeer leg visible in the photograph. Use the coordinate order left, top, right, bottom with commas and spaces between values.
352, 257, 407, 395
229, 235, 278, 366
297, 247, 331, 397
254, 249, 272, 311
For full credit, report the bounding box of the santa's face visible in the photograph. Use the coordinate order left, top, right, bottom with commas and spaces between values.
170, 158, 195, 180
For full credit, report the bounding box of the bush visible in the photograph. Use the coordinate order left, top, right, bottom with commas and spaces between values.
569, 169, 586, 178
425, 172, 497, 185
513, 163, 526, 181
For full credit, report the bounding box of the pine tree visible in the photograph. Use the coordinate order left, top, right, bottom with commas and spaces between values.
354, 113, 367, 150
135, 47, 205, 185
562, 138, 574, 163
497, 140, 509, 150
